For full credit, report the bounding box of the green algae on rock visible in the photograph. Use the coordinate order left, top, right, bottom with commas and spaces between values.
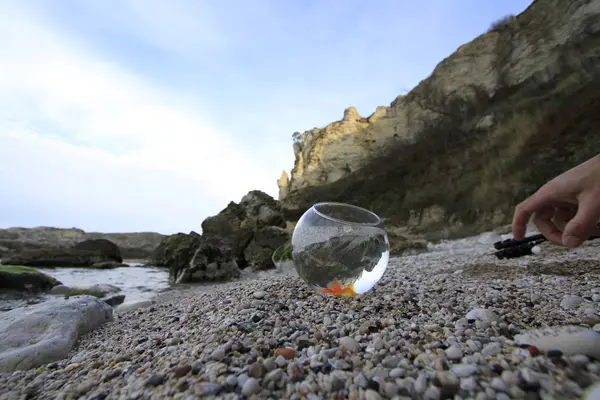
0, 265, 61, 291
271, 241, 295, 274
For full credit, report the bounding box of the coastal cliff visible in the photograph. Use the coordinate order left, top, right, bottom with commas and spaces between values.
278, 0, 600, 239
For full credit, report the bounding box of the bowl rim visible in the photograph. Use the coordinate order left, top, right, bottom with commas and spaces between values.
312, 202, 382, 227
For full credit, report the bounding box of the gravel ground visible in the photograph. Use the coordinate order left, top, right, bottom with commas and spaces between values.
1, 237, 600, 399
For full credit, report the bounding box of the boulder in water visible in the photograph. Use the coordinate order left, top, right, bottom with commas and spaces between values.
72, 239, 123, 263
50, 283, 121, 298
0, 265, 61, 292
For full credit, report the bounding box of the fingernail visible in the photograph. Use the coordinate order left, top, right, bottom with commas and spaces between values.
564, 236, 583, 248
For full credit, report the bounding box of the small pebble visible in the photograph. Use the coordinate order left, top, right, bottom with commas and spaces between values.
241, 377, 260, 396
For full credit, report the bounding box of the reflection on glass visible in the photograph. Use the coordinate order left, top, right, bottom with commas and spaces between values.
291, 202, 389, 297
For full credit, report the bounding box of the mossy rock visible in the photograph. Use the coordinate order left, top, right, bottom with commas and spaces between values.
0, 265, 61, 291
272, 241, 293, 262
271, 241, 295, 274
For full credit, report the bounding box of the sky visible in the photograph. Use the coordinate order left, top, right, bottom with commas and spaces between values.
0, 0, 533, 235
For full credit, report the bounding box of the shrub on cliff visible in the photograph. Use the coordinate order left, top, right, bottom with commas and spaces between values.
488, 15, 516, 32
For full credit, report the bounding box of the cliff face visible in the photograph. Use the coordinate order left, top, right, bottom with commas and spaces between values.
0, 227, 165, 259
279, 0, 600, 239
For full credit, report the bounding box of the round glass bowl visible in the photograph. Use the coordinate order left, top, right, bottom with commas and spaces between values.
291, 202, 389, 297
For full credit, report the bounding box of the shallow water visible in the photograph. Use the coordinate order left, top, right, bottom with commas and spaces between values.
38, 261, 171, 304
0, 261, 172, 312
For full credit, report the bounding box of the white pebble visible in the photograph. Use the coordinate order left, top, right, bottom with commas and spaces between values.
423, 385, 441, 400
481, 342, 502, 357
490, 377, 507, 392
451, 364, 478, 377
445, 346, 463, 360
515, 327, 600, 359
460, 377, 478, 391
339, 337, 360, 352
571, 354, 590, 367
365, 389, 381, 400
390, 368, 405, 378
560, 295, 584, 309
466, 308, 499, 323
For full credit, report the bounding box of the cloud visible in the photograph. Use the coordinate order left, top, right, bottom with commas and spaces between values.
0, 0, 534, 234
0, 126, 222, 234
0, 3, 276, 233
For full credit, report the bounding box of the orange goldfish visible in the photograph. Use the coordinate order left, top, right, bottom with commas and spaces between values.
320, 280, 358, 298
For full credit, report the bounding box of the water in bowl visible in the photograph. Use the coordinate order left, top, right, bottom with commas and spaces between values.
291, 202, 390, 297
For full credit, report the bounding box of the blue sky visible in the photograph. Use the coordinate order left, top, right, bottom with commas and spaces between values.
0, 0, 532, 235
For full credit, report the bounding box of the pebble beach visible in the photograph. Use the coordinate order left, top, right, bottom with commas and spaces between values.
2, 237, 600, 400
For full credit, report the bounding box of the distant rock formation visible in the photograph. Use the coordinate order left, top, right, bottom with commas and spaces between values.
1, 238, 127, 268
0, 227, 164, 260
278, 0, 600, 239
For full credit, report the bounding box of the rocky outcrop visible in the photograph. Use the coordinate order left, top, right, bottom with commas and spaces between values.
0, 296, 113, 372
280, 105, 393, 194
1, 239, 126, 268
278, 0, 600, 239
152, 232, 203, 272
72, 239, 122, 263
0, 265, 61, 292
153, 191, 291, 283
0, 227, 164, 260
200, 190, 290, 270
277, 171, 290, 200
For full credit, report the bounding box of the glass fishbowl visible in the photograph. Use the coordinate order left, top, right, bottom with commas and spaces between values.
291, 202, 389, 298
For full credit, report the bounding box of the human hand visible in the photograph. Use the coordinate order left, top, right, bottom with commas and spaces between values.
512, 155, 600, 248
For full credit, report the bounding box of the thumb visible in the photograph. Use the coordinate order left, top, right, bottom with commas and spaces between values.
563, 197, 600, 248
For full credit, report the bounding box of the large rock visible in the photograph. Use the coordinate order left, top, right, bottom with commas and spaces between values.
0, 265, 61, 292
278, 0, 600, 237
155, 232, 241, 283
151, 232, 203, 270
72, 239, 123, 263
244, 226, 291, 270
155, 191, 290, 283
0, 296, 113, 372
201, 190, 290, 270
177, 237, 241, 283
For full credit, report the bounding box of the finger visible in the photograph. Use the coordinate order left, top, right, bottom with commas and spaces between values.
512, 201, 535, 240
551, 207, 576, 232
512, 191, 553, 240
562, 196, 600, 248
532, 209, 563, 244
